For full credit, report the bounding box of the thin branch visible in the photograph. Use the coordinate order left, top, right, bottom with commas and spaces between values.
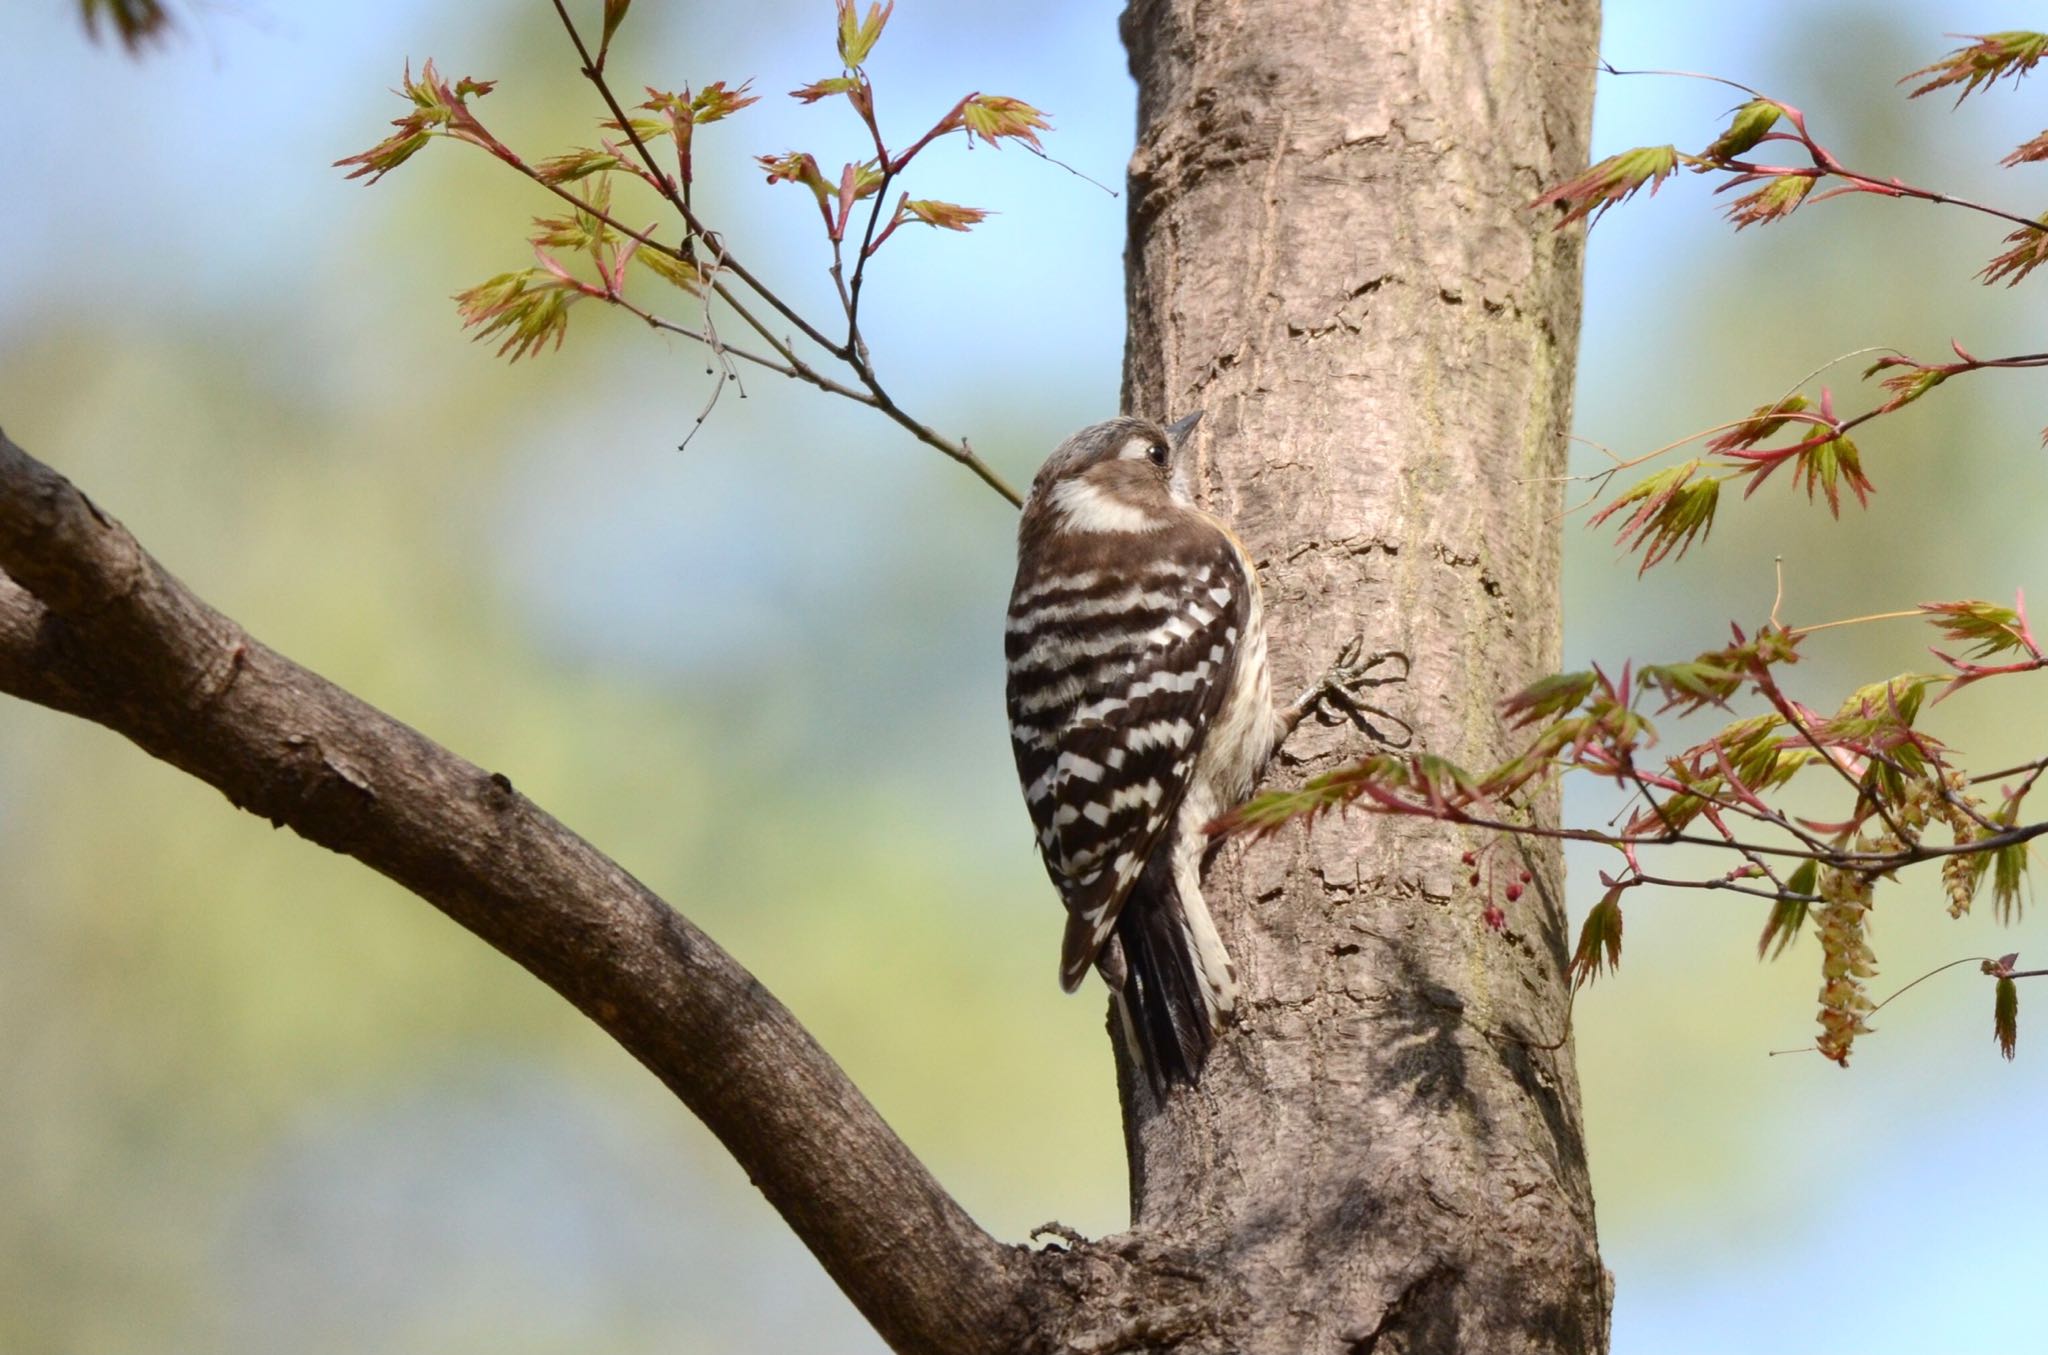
525, 14, 1024, 508
0, 425, 1045, 1355
546, 0, 849, 361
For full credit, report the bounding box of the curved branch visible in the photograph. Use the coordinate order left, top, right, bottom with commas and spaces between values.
0, 427, 1040, 1354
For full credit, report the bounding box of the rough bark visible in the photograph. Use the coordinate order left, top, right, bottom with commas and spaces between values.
1117, 1, 1610, 1351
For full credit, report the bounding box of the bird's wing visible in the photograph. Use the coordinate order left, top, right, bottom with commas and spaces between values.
1006, 531, 1252, 989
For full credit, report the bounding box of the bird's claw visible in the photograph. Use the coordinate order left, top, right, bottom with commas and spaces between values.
1297, 638, 1413, 748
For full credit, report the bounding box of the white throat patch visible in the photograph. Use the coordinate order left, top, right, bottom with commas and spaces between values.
1047, 477, 1163, 534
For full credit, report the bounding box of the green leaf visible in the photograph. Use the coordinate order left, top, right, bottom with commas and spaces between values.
1570, 887, 1625, 989
792, 76, 861, 104
1531, 144, 1683, 228
1702, 98, 1783, 160
691, 79, 759, 124
899, 199, 989, 232
1904, 31, 2048, 104
836, 0, 893, 68
1919, 599, 2028, 658
1995, 974, 2019, 1060
1706, 395, 1813, 453
961, 95, 1052, 151
453, 269, 579, 363
1723, 172, 1814, 230
1758, 862, 1815, 960
633, 246, 702, 294
1501, 671, 1597, 728
1588, 459, 1720, 572
532, 148, 622, 184
601, 0, 631, 49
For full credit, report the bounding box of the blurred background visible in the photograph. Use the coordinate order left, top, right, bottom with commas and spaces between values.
2, 1, 2044, 1350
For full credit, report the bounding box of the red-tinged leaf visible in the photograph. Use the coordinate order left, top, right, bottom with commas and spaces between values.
899, 198, 989, 231
1981, 217, 2048, 288
1995, 974, 2019, 1060
1919, 599, 2027, 658
961, 94, 1051, 151
453, 269, 580, 363
758, 150, 832, 204
1872, 362, 1947, 408
1532, 145, 1683, 228
692, 79, 759, 124
836, 0, 893, 68
1702, 98, 1784, 161
2004, 130, 2048, 166
1721, 171, 1815, 229
1903, 31, 2048, 105
792, 76, 861, 104
1570, 887, 1625, 989
335, 59, 501, 184
1706, 395, 1814, 453
1792, 434, 1874, 517
1589, 459, 1720, 572
849, 159, 887, 200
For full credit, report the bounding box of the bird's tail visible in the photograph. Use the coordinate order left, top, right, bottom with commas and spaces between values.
1111, 872, 1222, 1091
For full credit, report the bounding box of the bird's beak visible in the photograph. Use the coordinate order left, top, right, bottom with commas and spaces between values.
1166, 411, 1204, 450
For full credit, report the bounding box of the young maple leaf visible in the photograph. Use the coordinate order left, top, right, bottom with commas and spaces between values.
1569, 888, 1625, 989
1995, 975, 2019, 1060
1918, 599, 2028, 658
899, 199, 990, 231
792, 76, 861, 104
532, 148, 622, 185
1903, 31, 2048, 105
1791, 434, 1874, 517
453, 269, 579, 363
2003, 130, 2048, 166
1980, 217, 2048, 287
1532, 145, 1683, 228
1706, 395, 1814, 453
1589, 459, 1721, 572
1721, 172, 1815, 230
1701, 98, 1784, 162
757, 150, 831, 205
961, 95, 1051, 151
336, 59, 501, 184
836, 0, 894, 68
691, 80, 760, 124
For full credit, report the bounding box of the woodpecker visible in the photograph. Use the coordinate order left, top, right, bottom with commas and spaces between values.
1005, 412, 1375, 1089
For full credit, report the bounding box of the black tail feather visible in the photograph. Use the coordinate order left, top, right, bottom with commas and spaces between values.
1112, 876, 1214, 1090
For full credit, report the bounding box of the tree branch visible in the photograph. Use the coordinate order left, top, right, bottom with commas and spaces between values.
0, 426, 1043, 1355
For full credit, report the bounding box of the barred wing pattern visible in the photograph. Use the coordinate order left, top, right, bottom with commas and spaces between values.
1005, 534, 1250, 990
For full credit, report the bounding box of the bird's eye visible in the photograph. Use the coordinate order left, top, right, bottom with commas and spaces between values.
1147, 442, 1169, 467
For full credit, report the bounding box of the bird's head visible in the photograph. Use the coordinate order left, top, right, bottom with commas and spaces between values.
1023, 412, 1203, 534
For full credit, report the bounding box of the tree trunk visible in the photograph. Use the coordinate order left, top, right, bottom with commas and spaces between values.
1114, 1, 1610, 1349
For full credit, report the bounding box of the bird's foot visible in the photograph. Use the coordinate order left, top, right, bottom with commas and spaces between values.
1281, 637, 1412, 748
